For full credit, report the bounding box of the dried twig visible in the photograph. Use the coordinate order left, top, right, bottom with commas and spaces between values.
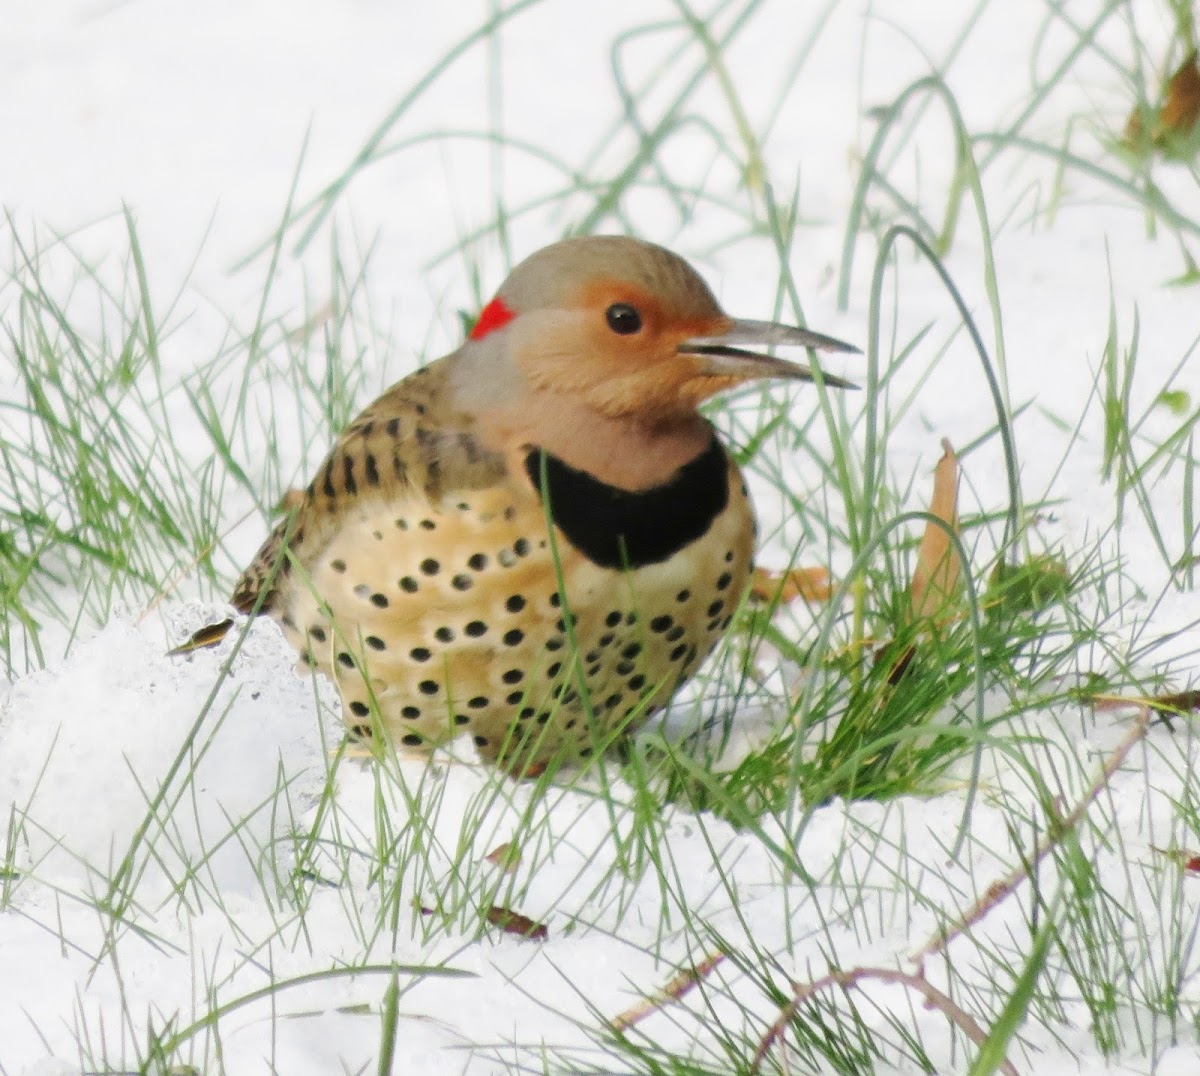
911, 703, 1152, 965
751, 704, 1153, 1074
610, 950, 727, 1032
750, 965, 1019, 1076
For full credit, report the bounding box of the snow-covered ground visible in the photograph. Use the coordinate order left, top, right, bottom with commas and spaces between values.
2, 2, 1200, 1073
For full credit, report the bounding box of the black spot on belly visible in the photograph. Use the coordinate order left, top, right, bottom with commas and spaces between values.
524, 434, 729, 569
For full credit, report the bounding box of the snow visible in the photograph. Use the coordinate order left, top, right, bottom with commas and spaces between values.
3, 1, 1200, 1073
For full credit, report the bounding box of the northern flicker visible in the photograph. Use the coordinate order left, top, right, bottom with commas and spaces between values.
206, 236, 856, 774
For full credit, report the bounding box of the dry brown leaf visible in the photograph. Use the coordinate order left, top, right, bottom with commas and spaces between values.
486, 905, 548, 941
1125, 106, 1145, 144
1147, 688, 1200, 717
1125, 50, 1200, 149
484, 841, 521, 873
1092, 689, 1200, 718
750, 565, 832, 604
1159, 50, 1200, 140
1153, 847, 1200, 874
909, 438, 961, 622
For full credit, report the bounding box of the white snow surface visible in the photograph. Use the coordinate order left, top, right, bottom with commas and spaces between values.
2, 1, 1200, 1073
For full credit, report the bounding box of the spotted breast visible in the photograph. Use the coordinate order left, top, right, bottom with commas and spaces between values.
275, 411, 753, 772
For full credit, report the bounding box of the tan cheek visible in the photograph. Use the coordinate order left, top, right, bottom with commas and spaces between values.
517, 314, 675, 391
511, 313, 593, 390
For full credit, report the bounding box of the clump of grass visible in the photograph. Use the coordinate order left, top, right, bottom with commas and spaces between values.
0, 214, 213, 672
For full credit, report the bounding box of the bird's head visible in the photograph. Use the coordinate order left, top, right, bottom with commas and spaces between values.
459, 235, 856, 425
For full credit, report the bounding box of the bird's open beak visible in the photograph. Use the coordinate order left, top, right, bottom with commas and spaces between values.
678, 318, 859, 389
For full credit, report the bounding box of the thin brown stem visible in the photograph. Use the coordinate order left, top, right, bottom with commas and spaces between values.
610, 949, 727, 1032
751, 704, 1153, 1074
911, 703, 1152, 965
750, 965, 1020, 1076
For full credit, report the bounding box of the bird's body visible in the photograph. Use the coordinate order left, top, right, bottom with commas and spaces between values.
223, 236, 854, 773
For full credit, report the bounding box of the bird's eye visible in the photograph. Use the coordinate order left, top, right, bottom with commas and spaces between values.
605, 303, 643, 335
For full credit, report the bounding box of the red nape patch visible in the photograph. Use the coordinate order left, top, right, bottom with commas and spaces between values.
469, 297, 516, 340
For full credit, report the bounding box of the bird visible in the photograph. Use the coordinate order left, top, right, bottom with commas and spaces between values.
191, 235, 856, 776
